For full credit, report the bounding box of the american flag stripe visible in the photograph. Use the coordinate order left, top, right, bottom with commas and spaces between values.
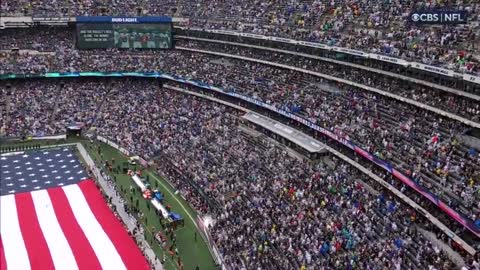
80, 181, 147, 270
31, 190, 78, 270
15, 192, 56, 270
62, 183, 128, 270
47, 187, 103, 269
1, 194, 32, 269
0, 235, 8, 270
0, 180, 150, 270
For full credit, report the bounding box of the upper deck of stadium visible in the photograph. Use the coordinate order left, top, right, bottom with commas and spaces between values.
1, 0, 479, 77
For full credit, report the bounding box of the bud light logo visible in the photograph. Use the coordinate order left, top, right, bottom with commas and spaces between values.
410, 11, 467, 24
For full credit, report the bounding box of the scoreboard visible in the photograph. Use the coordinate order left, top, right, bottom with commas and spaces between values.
76, 16, 173, 49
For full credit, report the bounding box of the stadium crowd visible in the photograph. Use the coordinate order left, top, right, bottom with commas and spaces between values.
3, 79, 108, 136
175, 39, 480, 118
2, 45, 480, 230
1, 3, 480, 266
1, 77, 479, 268
1, 0, 479, 75
0, 29, 478, 117
88, 84, 472, 269
1, 27, 479, 120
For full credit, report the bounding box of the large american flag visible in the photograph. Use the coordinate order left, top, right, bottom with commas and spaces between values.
0, 147, 150, 270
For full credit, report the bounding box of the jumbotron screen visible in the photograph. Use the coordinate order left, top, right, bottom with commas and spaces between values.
76, 23, 173, 49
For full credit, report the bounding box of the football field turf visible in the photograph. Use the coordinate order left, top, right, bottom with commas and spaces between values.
2, 138, 217, 270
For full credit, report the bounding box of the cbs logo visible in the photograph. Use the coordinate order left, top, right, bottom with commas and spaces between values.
411, 13, 441, 22
411, 13, 421, 22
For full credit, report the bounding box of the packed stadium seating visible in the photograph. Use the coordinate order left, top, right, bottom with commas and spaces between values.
4, 79, 107, 136
175, 39, 480, 120
2, 0, 479, 75
1, 77, 479, 267
3, 33, 478, 226
1, 1, 480, 268
1, 27, 479, 119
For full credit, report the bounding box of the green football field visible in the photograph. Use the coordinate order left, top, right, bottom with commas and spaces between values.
1, 138, 217, 270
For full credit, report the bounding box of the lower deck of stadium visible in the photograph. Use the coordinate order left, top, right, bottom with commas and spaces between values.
0, 77, 478, 269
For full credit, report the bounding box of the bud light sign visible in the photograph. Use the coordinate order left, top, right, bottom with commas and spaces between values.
410, 11, 468, 24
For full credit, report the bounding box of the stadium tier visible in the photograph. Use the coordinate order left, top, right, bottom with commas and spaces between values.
1, 77, 479, 269
1, 4, 480, 270
1, 0, 479, 75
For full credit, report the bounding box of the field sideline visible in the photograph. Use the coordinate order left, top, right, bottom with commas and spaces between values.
1, 138, 217, 270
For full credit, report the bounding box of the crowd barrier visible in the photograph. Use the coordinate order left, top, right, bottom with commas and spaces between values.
97, 135, 131, 156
